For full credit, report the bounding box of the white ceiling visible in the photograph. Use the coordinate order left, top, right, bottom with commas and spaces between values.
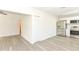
34, 7, 79, 16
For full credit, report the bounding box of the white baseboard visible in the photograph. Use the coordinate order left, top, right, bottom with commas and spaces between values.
21, 35, 34, 44
32, 35, 56, 43
0, 33, 19, 37
21, 34, 56, 44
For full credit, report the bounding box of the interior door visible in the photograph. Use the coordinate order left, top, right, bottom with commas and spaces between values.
57, 20, 67, 36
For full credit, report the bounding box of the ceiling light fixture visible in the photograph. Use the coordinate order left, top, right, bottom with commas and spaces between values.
60, 7, 66, 8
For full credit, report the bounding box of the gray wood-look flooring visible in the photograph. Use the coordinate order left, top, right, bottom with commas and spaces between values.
0, 35, 79, 51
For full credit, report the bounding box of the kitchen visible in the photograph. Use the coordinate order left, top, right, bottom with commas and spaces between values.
57, 16, 79, 38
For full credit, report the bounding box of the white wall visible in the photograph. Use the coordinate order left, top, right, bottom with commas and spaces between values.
21, 8, 57, 44
0, 13, 20, 37
59, 16, 79, 37
21, 15, 32, 43
0, 8, 57, 44
32, 13, 57, 43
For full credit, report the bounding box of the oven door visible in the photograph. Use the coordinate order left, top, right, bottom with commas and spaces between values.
70, 30, 79, 35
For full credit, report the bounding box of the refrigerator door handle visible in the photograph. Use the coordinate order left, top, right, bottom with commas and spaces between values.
65, 24, 67, 29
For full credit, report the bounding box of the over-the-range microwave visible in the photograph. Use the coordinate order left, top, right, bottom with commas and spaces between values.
70, 20, 79, 24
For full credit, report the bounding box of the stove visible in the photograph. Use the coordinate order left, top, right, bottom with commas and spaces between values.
70, 25, 79, 38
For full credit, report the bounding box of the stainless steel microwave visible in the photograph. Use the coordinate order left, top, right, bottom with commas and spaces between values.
70, 20, 77, 23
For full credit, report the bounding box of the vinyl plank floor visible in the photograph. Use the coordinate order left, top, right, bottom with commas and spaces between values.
0, 35, 79, 51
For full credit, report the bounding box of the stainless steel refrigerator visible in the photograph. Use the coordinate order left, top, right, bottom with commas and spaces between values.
57, 20, 67, 36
